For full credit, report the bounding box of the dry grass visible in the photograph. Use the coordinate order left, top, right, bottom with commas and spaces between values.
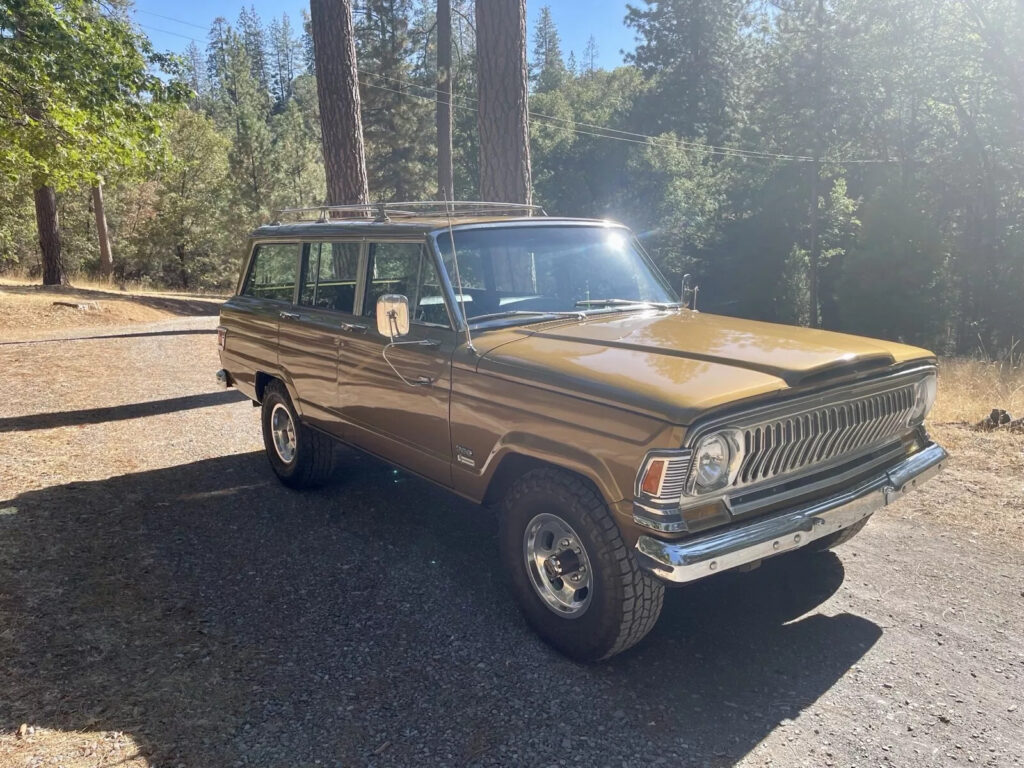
0, 281, 224, 341
3, 728, 148, 768
932, 357, 1024, 424
915, 358, 1024, 549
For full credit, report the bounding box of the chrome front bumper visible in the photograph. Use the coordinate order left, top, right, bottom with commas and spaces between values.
635, 442, 948, 584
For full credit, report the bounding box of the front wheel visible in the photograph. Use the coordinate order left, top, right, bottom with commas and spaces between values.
499, 468, 664, 661
260, 381, 334, 489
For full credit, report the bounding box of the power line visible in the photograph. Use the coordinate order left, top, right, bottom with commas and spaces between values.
360, 70, 815, 162
137, 22, 204, 43
362, 78, 812, 163
134, 8, 210, 31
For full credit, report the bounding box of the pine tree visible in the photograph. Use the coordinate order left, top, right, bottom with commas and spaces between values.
531, 6, 567, 92
356, 0, 434, 200
300, 10, 316, 75
625, 0, 752, 141
238, 6, 271, 99
309, 0, 369, 205
269, 13, 298, 107
475, 0, 532, 204
583, 35, 598, 75
184, 42, 208, 101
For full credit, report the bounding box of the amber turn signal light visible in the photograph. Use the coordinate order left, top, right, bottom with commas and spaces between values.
640, 459, 666, 496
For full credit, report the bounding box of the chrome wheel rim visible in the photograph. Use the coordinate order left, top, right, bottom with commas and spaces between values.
270, 403, 297, 464
523, 513, 593, 618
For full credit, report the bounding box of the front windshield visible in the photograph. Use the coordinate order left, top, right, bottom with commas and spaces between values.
434, 225, 678, 323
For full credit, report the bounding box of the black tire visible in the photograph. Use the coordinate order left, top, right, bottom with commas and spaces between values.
261, 380, 334, 489
804, 516, 870, 553
499, 468, 664, 662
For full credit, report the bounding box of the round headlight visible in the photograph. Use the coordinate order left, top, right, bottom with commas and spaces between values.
910, 374, 938, 424
694, 434, 731, 491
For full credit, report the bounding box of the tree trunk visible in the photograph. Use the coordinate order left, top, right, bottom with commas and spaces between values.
475, 0, 532, 205
309, 0, 369, 207
807, 158, 821, 328
436, 0, 454, 201
34, 185, 67, 286
92, 183, 114, 281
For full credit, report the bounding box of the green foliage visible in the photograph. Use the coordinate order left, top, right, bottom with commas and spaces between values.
836, 188, 948, 345
0, 0, 186, 189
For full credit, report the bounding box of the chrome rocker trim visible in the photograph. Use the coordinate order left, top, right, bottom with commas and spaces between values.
635, 442, 947, 584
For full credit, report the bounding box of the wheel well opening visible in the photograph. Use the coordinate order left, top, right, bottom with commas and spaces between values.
483, 454, 603, 508
254, 371, 274, 403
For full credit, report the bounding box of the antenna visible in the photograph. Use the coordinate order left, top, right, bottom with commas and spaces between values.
444, 194, 476, 355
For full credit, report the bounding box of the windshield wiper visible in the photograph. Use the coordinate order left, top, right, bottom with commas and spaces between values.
469, 310, 585, 324
574, 298, 679, 309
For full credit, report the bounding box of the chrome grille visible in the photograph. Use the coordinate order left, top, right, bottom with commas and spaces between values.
735, 384, 916, 487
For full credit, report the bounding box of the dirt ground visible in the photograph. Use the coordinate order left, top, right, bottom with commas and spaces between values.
0, 281, 224, 342
0, 313, 1021, 768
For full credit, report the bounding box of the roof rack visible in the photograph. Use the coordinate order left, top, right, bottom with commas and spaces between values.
275, 200, 547, 223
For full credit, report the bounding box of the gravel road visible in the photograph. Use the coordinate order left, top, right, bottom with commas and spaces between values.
1, 317, 1022, 767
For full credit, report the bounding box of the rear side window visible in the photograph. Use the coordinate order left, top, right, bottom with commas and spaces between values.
242, 243, 300, 301
298, 241, 361, 314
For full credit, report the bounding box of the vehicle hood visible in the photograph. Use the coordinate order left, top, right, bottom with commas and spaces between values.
476, 309, 935, 424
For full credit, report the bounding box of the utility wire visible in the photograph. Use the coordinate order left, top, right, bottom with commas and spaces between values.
360, 71, 816, 162
137, 22, 205, 42
134, 8, 210, 31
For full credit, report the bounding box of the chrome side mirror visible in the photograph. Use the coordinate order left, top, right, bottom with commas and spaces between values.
681, 274, 699, 310
376, 294, 410, 338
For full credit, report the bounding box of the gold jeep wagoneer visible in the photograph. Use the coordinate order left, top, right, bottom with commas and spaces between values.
216, 201, 947, 661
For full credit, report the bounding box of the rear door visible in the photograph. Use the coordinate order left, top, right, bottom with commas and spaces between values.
277, 240, 364, 436
337, 239, 456, 486
220, 241, 301, 398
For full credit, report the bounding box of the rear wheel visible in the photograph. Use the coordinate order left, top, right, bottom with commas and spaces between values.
261, 381, 334, 489
499, 468, 664, 661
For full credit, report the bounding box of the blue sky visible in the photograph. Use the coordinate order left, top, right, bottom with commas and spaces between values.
131, 1, 636, 71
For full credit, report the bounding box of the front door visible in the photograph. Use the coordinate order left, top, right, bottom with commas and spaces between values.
337, 239, 455, 486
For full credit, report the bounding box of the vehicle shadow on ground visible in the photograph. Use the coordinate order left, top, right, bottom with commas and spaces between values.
1, 450, 880, 767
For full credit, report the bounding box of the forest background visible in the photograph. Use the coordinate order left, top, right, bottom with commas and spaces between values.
2, 0, 1022, 357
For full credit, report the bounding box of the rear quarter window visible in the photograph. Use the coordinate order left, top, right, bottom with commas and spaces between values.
242, 243, 300, 301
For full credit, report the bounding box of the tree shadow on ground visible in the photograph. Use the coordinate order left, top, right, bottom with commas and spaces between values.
0, 328, 218, 346
1, 450, 880, 766
0, 390, 247, 432
0, 284, 223, 316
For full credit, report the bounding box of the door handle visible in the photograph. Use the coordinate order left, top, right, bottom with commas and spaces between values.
279, 311, 301, 320
340, 322, 368, 333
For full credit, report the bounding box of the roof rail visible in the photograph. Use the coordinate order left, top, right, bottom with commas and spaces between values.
274, 200, 547, 223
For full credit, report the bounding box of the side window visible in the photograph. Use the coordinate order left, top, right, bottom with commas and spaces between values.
364, 242, 450, 327
242, 243, 300, 302
298, 241, 360, 314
